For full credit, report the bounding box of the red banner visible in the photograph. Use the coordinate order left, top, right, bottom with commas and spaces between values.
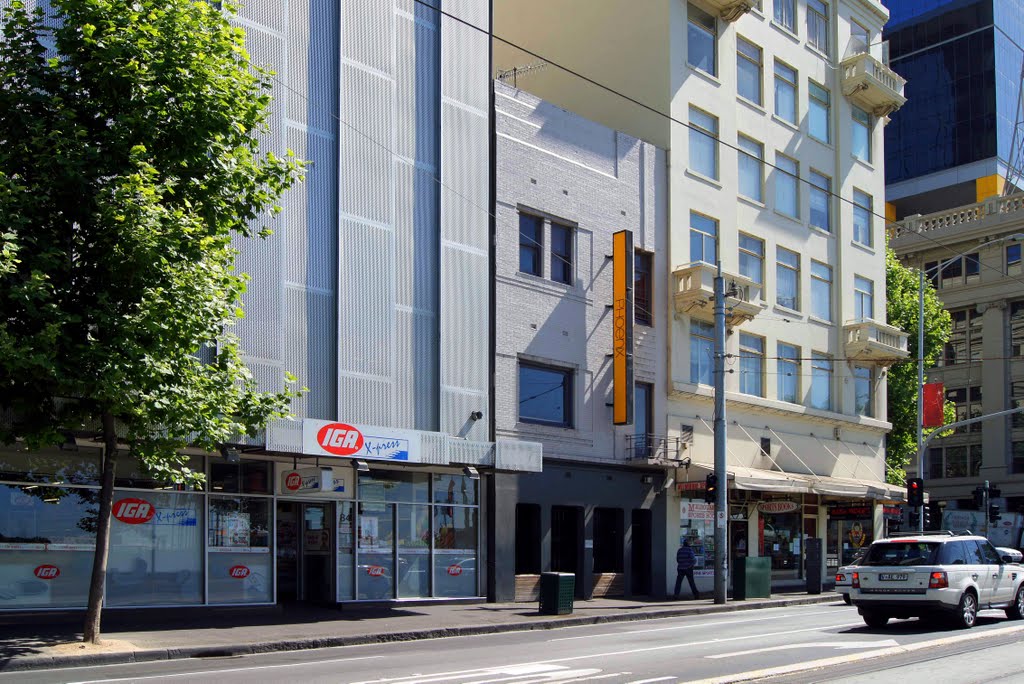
922, 382, 944, 427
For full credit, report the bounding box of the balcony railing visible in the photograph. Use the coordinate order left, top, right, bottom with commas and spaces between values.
625, 434, 685, 463
702, 0, 756, 21
840, 44, 906, 118
673, 262, 761, 328
890, 192, 1024, 239
844, 319, 909, 365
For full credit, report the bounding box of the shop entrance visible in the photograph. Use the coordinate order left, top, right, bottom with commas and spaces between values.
275, 501, 333, 603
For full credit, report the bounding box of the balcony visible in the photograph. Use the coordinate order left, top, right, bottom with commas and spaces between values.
625, 434, 685, 464
702, 0, 756, 21
843, 319, 909, 366
840, 47, 906, 118
673, 262, 762, 328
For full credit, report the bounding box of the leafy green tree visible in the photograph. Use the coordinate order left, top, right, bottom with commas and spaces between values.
885, 248, 953, 485
0, 0, 303, 642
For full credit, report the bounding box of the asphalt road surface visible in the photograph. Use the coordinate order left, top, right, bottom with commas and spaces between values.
7, 602, 1024, 684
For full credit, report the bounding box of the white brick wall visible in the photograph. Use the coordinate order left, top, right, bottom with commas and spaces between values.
495, 82, 668, 463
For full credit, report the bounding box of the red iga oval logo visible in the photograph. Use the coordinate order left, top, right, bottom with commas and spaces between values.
34, 565, 60, 580
284, 472, 302, 491
316, 423, 364, 456
229, 565, 250, 579
446, 564, 463, 577
366, 565, 385, 577
113, 498, 155, 524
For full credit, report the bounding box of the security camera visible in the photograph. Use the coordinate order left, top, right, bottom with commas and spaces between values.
470, 410, 484, 421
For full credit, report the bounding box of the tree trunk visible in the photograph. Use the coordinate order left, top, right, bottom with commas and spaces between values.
83, 412, 118, 644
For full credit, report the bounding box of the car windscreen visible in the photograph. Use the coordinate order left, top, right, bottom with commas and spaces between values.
863, 541, 940, 566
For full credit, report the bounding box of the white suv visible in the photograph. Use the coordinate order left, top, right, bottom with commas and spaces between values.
849, 532, 1024, 629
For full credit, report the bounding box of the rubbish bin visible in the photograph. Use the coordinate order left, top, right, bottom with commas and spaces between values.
805, 538, 823, 595
539, 572, 575, 615
733, 557, 770, 600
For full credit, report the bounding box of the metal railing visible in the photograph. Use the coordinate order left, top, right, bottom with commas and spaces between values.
625, 434, 685, 462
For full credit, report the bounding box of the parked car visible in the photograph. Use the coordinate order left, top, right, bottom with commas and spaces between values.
849, 531, 1024, 629
997, 547, 1023, 564
834, 550, 866, 605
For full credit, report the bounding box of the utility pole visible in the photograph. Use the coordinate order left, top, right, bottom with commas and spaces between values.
713, 264, 727, 605
916, 269, 925, 532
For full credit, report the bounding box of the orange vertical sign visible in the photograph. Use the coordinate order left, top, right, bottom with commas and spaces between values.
612, 230, 634, 425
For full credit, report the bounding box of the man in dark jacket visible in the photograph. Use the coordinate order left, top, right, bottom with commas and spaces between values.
673, 538, 699, 600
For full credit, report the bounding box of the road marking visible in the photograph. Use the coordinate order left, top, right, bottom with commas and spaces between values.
688, 623, 1024, 684
706, 639, 900, 658
547, 610, 837, 641
65, 655, 386, 683
627, 678, 676, 684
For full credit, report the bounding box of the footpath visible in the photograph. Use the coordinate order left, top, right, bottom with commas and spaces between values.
0, 591, 843, 672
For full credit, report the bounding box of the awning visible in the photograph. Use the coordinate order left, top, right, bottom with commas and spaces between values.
684, 462, 905, 502
686, 462, 810, 493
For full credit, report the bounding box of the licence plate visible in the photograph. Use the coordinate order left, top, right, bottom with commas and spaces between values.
879, 573, 908, 581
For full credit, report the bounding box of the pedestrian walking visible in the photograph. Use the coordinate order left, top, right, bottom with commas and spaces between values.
673, 538, 699, 600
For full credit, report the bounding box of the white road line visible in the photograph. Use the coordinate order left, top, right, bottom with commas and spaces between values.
548, 610, 837, 641
66, 654, 386, 684
627, 678, 676, 684
705, 639, 900, 658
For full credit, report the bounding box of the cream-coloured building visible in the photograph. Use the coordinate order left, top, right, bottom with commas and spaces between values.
495, 0, 909, 590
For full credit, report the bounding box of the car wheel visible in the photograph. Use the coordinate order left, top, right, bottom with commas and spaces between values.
952, 591, 978, 629
1005, 585, 1024, 620
862, 610, 888, 628
843, 594, 852, 605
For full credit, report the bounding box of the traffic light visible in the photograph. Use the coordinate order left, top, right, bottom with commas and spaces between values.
907, 478, 924, 507
990, 485, 1002, 499
974, 486, 986, 509
990, 503, 1001, 524
704, 473, 718, 504
923, 505, 933, 530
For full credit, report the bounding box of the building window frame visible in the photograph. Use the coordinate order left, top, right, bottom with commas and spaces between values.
635, 250, 653, 327
687, 2, 717, 77
689, 106, 719, 180
941, 307, 982, 366
810, 352, 833, 411
777, 342, 800, 404
739, 333, 765, 398
517, 361, 574, 428
807, 0, 829, 54
736, 36, 763, 105
550, 222, 574, 285
809, 170, 832, 232
690, 211, 719, 265
518, 213, 543, 277
854, 275, 874, 321
853, 365, 873, 417
852, 106, 872, 162
690, 320, 714, 386
810, 260, 832, 321
738, 135, 765, 203
773, 0, 796, 32
1008, 244, 1022, 275
775, 153, 799, 218
853, 189, 873, 247
773, 60, 798, 125
776, 246, 800, 310
808, 80, 831, 144
739, 233, 765, 285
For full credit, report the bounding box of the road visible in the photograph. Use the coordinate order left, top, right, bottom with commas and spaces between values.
6, 602, 1024, 684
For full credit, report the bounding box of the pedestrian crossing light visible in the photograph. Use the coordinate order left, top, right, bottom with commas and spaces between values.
704, 473, 718, 504
990, 504, 1001, 524
907, 478, 924, 507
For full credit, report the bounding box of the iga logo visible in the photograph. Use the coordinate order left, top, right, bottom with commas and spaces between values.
34, 565, 60, 580
113, 498, 155, 524
284, 472, 302, 491
366, 565, 385, 577
316, 423, 364, 456
228, 565, 250, 579
446, 564, 463, 577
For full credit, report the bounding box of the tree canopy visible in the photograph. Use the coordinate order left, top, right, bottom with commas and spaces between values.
0, 0, 303, 640
885, 247, 953, 485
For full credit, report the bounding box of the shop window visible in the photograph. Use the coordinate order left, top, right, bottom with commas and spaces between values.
209, 458, 271, 495
679, 498, 712, 577
358, 470, 429, 503
432, 473, 477, 507
0, 445, 101, 486
397, 504, 431, 598
434, 506, 478, 597
0, 485, 97, 609
106, 490, 204, 606
114, 453, 205, 491
515, 503, 542, 574
207, 496, 272, 604
337, 501, 355, 601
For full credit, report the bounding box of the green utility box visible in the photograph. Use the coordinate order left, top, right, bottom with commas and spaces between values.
733, 557, 771, 600
539, 572, 575, 615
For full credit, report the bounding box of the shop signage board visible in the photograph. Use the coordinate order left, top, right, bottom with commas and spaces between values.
611, 229, 634, 426
827, 504, 904, 521
756, 501, 798, 514
275, 463, 351, 498
302, 419, 422, 462
680, 501, 714, 521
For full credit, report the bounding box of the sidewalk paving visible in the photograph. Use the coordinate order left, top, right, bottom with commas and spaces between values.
0, 591, 845, 672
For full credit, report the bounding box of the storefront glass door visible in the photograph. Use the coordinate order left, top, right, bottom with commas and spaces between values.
301, 503, 332, 602
357, 501, 394, 600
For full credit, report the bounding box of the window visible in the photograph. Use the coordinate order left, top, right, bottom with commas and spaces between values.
853, 189, 873, 247
1012, 302, 1024, 356
929, 445, 982, 479
737, 37, 762, 105
689, 107, 719, 179
634, 382, 653, 457
775, 153, 799, 217
774, 61, 797, 124
739, 233, 764, 284
550, 222, 573, 285
928, 254, 980, 288
853, 366, 873, 417
854, 275, 874, 321
810, 260, 832, 321
852, 107, 872, 162
809, 170, 832, 231
739, 334, 765, 397
776, 247, 800, 310
773, 0, 795, 31
518, 362, 573, 427
777, 342, 800, 403
1009, 244, 1022, 275
946, 386, 983, 433
808, 81, 831, 143
690, 212, 718, 264
738, 136, 764, 202
690, 320, 714, 385
810, 352, 832, 410
687, 3, 717, 76
519, 213, 542, 276
635, 251, 653, 326
849, 20, 870, 55
942, 308, 981, 365
807, 0, 829, 53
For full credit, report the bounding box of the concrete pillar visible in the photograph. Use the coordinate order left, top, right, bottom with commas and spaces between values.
980, 302, 1008, 478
